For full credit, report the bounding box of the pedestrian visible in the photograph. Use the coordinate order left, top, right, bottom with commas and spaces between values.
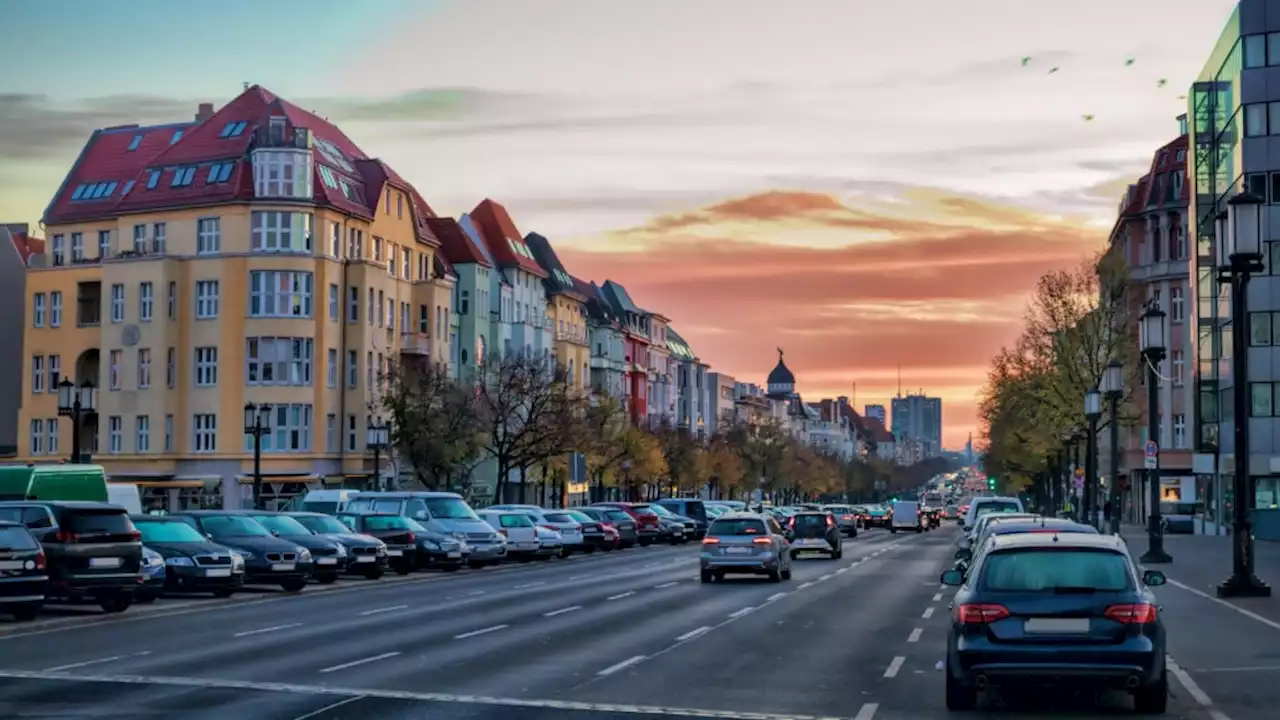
1104, 501, 1113, 524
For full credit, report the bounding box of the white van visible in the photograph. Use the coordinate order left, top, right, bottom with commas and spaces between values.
891, 501, 923, 533
107, 482, 143, 514
298, 489, 361, 514
962, 496, 1025, 532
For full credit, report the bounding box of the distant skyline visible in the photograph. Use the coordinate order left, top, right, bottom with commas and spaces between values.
0, 0, 1238, 447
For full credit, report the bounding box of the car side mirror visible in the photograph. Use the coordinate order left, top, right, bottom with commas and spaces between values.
954, 548, 971, 561
206, 533, 215, 541
1142, 570, 1167, 587
940, 569, 965, 586
269, 530, 280, 537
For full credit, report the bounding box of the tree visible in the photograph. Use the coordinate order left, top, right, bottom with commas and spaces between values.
704, 432, 746, 499
653, 419, 700, 497
381, 359, 484, 491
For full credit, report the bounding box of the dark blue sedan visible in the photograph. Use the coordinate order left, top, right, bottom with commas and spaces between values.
940, 533, 1167, 713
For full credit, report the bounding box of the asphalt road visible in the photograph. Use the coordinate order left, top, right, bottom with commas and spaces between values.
0, 526, 1223, 719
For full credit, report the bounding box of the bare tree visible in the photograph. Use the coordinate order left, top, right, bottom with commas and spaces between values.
381, 359, 484, 491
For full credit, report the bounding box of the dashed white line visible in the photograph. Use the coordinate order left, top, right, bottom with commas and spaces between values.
932, 593, 943, 602
289, 694, 366, 720
798, 581, 814, 590
653, 581, 679, 589
766, 592, 787, 602
359, 605, 408, 617
676, 626, 712, 642
543, 606, 582, 617
836, 567, 848, 574
44, 651, 151, 673
907, 628, 923, 643
819, 573, 833, 581
607, 591, 635, 601
853, 702, 879, 720
514, 581, 546, 590
922, 607, 935, 619
729, 607, 755, 619
567, 574, 588, 581
233, 623, 302, 638
318, 651, 401, 674
884, 655, 906, 678
597, 655, 647, 677
454, 624, 509, 639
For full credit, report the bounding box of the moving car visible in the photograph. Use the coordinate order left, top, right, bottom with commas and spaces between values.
0, 520, 47, 621
171, 512, 312, 592
962, 496, 1025, 532
131, 514, 244, 597
954, 517, 1097, 574
863, 504, 891, 529
700, 512, 793, 583
822, 504, 859, 537
940, 533, 1168, 713
787, 511, 843, 559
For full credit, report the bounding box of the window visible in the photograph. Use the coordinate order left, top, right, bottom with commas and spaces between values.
326, 414, 337, 452
348, 286, 359, 323
139, 282, 154, 322
397, 193, 404, 219
330, 222, 341, 257
71, 233, 84, 262
171, 167, 195, 187
136, 415, 150, 453
51, 234, 65, 266
367, 288, 375, 326
1170, 286, 1184, 322
48, 354, 60, 391
110, 284, 124, 323
1250, 311, 1279, 346
137, 348, 151, 388
168, 281, 176, 319
244, 404, 313, 452
98, 230, 110, 259
219, 121, 247, 138
251, 211, 313, 253
164, 414, 173, 452
152, 223, 166, 253
347, 414, 357, 451
32, 293, 45, 327
28, 419, 43, 455
402, 249, 411, 278
31, 355, 44, 393
347, 350, 358, 388
1246, 103, 1269, 137
206, 162, 234, 184
249, 270, 313, 318
108, 416, 122, 454
367, 351, 374, 387
128, 133, 144, 151
348, 228, 363, 258
245, 337, 313, 386
46, 419, 58, 455
329, 284, 338, 321
193, 414, 217, 452
197, 217, 221, 254
167, 347, 175, 388
195, 280, 219, 319
195, 347, 218, 386
1172, 350, 1184, 386
981, 549, 1131, 592
1250, 382, 1279, 417
253, 151, 312, 198
109, 349, 122, 390
50, 291, 62, 327
327, 349, 337, 388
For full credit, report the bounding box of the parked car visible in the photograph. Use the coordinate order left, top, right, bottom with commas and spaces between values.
171, 512, 311, 592
490, 505, 583, 557
533, 525, 564, 559
560, 509, 612, 551
130, 514, 245, 597
592, 502, 661, 545
578, 507, 636, 548
245, 512, 347, 584
135, 546, 166, 602
653, 499, 709, 537
477, 510, 542, 561
648, 504, 695, 543
287, 512, 388, 579
332, 513, 421, 575
342, 492, 506, 567
0, 520, 47, 621
0, 501, 142, 613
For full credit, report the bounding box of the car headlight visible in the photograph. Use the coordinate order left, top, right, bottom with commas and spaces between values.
375, 543, 388, 556
230, 552, 245, 571
452, 532, 467, 541
334, 544, 347, 558
165, 556, 194, 566
420, 540, 440, 550
298, 548, 312, 562
237, 550, 256, 560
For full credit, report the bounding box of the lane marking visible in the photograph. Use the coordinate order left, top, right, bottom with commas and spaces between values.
884, 656, 905, 678
908, 628, 923, 643
454, 624, 509, 639
543, 606, 582, 617
44, 651, 150, 673
676, 626, 711, 642
798, 582, 814, 590
464, 590, 486, 597
318, 652, 400, 674
932, 593, 943, 602
359, 605, 408, 617
1168, 655, 1233, 719
1167, 577, 1280, 632
654, 581, 679, 589
290, 695, 366, 720
853, 702, 879, 720
513, 581, 545, 590
922, 607, 935, 619
766, 592, 787, 602
607, 591, 635, 601
819, 573, 833, 581
728, 607, 754, 619
567, 575, 588, 581
597, 655, 647, 677
836, 567, 848, 574
233, 622, 303, 638
1193, 664, 1280, 673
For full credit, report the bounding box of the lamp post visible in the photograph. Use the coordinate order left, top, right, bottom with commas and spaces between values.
1138, 301, 1172, 564
1101, 360, 1124, 535
1085, 388, 1102, 529
1215, 193, 1271, 597
366, 418, 390, 491
243, 403, 272, 510
56, 379, 96, 463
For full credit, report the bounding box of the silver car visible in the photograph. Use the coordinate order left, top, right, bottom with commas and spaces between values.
700, 512, 792, 583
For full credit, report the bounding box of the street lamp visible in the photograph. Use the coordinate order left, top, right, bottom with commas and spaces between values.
366, 418, 390, 491
244, 402, 272, 510
56, 378, 96, 463
1216, 193, 1271, 597
1101, 360, 1124, 535
1084, 388, 1102, 529
1138, 300, 1172, 564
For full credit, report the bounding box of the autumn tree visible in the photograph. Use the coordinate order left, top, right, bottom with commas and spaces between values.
704, 432, 746, 500
381, 359, 484, 491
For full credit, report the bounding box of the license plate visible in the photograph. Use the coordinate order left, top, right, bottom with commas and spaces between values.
673, 531, 684, 536
205, 568, 232, 578
89, 557, 122, 568
355, 556, 375, 563
1025, 618, 1090, 633
0, 560, 22, 570
519, 542, 539, 550
316, 558, 337, 565
447, 551, 461, 558
724, 547, 752, 555
386, 550, 403, 557
271, 563, 296, 572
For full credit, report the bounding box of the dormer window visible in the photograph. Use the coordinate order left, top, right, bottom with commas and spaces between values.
218, 121, 248, 139
268, 116, 286, 144
128, 135, 143, 152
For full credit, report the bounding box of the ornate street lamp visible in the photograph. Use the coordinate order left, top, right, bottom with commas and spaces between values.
1138, 301, 1171, 564
1100, 361, 1124, 534
244, 402, 272, 510
366, 418, 390, 491
57, 379, 96, 463
1084, 388, 1102, 529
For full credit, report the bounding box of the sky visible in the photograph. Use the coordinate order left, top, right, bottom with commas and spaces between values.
0, 0, 1239, 448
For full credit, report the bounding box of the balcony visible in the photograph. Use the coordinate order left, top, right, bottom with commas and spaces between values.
400, 332, 430, 355
555, 327, 588, 345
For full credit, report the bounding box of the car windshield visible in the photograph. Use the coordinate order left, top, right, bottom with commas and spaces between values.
982, 549, 1132, 592
294, 516, 352, 534
648, 504, 674, 517
975, 501, 1021, 517
543, 512, 576, 523
632, 507, 658, 517
425, 497, 478, 520
795, 514, 828, 527
250, 515, 312, 536
136, 520, 205, 543
0, 526, 38, 550
200, 515, 270, 538
365, 515, 420, 531
606, 510, 632, 523
497, 513, 533, 528
567, 511, 594, 523
709, 519, 767, 536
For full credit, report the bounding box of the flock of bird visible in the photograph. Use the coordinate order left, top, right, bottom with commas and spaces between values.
1019, 55, 1184, 123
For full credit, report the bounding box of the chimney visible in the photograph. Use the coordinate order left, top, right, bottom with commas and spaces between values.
195, 103, 215, 123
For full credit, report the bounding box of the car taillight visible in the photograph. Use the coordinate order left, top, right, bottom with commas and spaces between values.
826, 516, 834, 527
405, 532, 415, 543
55, 530, 79, 543
1105, 603, 1158, 624
34, 552, 45, 570
752, 537, 771, 545
128, 530, 141, 541
702, 537, 720, 545
539, 525, 559, 532
840, 514, 852, 520
499, 529, 508, 536
1026, 529, 1058, 534
956, 604, 1010, 624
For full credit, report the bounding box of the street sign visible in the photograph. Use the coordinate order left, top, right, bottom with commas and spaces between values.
1144, 441, 1159, 470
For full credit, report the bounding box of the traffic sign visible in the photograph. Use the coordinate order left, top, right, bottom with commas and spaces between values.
1144, 441, 1159, 470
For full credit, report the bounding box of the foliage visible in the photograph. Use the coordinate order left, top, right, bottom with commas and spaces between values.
380, 358, 484, 491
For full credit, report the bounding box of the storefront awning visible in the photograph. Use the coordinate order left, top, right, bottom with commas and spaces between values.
234, 473, 320, 485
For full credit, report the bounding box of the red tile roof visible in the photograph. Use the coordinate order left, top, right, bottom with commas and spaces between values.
469, 199, 547, 277
865, 417, 895, 443
426, 217, 491, 267
4, 225, 43, 264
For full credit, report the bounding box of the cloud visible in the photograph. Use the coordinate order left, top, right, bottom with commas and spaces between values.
0, 93, 192, 159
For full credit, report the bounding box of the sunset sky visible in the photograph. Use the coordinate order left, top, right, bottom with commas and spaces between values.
0, 0, 1238, 448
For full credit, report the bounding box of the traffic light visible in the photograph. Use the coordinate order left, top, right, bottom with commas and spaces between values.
987, 477, 997, 490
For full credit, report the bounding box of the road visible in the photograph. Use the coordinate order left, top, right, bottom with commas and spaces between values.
0, 526, 1222, 719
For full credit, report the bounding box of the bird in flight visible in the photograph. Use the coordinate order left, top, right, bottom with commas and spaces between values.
1125, 57, 1136, 66
1157, 78, 1168, 87
1082, 114, 1096, 122
1048, 66, 1060, 74
1021, 56, 1032, 67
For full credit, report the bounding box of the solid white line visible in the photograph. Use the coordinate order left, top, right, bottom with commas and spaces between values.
454, 624, 509, 640
607, 591, 635, 601
836, 567, 848, 574
884, 656, 905, 678
798, 582, 814, 590
1168, 578, 1280, 632
359, 605, 408, 617
233, 622, 302, 638
567, 575, 588, 581
514, 581, 545, 590
922, 607, 935, 619
728, 607, 754, 619
543, 606, 582, 617
44, 652, 150, 673
318, 652, 400, 674
289, 695, 366, 720
819, 573, 833, 581
853, 702, 879, 720
932, 593, 943, 602
766, 592, 787, 602
1168, 656, 1219, 709
597, 655, 647, 677
654, 581, 678, 589
676, 626, 711, 642
908, 628, 923, 643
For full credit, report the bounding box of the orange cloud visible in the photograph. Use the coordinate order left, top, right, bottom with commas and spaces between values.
559, 189, 1102, 448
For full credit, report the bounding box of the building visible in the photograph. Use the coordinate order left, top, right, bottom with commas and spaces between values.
890, 391, 943, 457
426, 217, 492, 374
524, 232, 590, 391
1189, 1, 1280, 518
864, 404, 886, 426
646, 312, 674, 427
598, 280, 651, 424
580, 278, 626, 399
2, 223, 41, 458
705, 372, 737, 438
666, 328, 709, 438
469, 200, 552, 361
18, 85, 456, 511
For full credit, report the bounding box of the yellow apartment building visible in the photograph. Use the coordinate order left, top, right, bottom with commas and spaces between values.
19, 86, 454, 511
523, 232, 590, 391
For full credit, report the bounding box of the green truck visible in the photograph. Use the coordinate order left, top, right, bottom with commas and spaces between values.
0, 464, 109, 502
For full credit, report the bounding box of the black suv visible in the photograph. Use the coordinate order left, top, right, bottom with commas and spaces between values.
0, 501, 142, 613
0, 520, 48, 621
786, 511, 844, 560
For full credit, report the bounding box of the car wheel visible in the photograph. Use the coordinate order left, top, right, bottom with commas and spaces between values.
890, 527, 898, 534
365, 567, 387, 579
781, 566, 792, 580
280, 579, 307, 593
316, 573, 338, 585
134, 592, 157, 604
700, 570, 713, 583
6, 602, 41, 622
833, 548, 843, 560
212, 588, 235, 598
98, 592, 133, 614
916, 527, 923, 534
394, 564, 412, 576
945, 657, 978, 711
768, 566, 782, 583
1132, 669, 1168, 714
